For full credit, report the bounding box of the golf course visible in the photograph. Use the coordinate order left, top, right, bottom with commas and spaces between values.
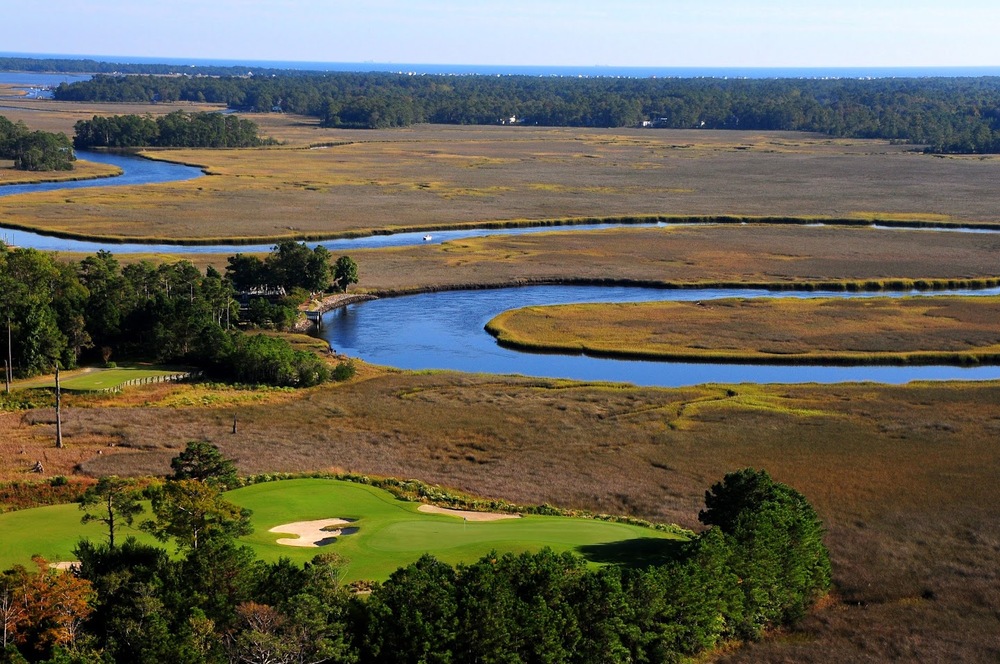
0, 477, 685, 582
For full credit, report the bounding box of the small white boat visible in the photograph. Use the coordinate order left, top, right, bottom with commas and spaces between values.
423, 234, 433, 241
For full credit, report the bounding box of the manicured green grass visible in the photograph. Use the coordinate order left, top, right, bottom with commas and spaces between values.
230, 479, 685, 582
0, 479, 685, 581
15, 365, 190, 392
0, 502, 162, 569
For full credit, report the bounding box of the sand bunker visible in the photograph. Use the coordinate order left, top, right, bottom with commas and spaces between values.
418, 504, 521, 521
50, 561, 81, 571
269, 518, 358, 547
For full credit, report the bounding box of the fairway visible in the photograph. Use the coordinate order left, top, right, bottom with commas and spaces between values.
228, 479, 685, 582
14, 365, 191, 392
0, 479, 685, 582
0, 502, 162, 569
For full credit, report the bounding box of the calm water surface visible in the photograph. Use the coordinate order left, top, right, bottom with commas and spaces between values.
317, 285, 1000, 387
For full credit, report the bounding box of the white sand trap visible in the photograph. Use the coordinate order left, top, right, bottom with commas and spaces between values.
418, 504, 521, 521
50, 561, 81, 571
269, 518, 357, 547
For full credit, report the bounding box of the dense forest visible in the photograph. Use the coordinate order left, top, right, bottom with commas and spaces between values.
0, 466, 831, 663
0, 116, 75, 171
53, 71, 1000, 152
72, 111, 272, 149
0, 242, 355, 387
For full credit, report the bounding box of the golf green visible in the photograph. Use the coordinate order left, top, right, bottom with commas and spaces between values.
0, 478, 686, 582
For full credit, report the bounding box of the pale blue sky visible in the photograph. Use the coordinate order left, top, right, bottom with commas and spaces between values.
3, 0, 998, 67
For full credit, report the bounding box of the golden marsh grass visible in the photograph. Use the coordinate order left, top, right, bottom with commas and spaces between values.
486, 296, 1000, 364
0, 158, 120, 184
2, 104, 1000, 240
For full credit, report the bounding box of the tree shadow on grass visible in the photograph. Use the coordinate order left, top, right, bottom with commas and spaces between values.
577, 537, 688, 569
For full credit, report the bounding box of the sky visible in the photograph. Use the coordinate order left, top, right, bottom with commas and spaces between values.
2, 0, 999, 68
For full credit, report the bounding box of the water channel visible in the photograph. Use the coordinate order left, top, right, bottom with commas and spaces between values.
5, 151, 1000, 387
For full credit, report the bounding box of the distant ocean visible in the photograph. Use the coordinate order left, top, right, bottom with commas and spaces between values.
2, 52, 1000, 79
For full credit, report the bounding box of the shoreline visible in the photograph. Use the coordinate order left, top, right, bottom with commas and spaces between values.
294, 292, 377, 333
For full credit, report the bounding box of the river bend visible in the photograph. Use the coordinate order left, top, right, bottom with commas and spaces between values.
316, 285, 1000, 387
5, 152, 1000, 386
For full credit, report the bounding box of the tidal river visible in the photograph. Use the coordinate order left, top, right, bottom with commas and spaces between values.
315, 284, 1000, 387
5, 151, 1000, 387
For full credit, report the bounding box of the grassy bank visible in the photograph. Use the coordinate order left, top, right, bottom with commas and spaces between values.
0, 157, 122, 185
13, 365, 194, 392
486, 296, 1000, 365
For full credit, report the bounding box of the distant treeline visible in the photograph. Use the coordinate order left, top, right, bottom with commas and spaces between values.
0, 56, 307, 78
54, 72, 1000, 152
0, 115, 75, 171
73, 111, 272, 149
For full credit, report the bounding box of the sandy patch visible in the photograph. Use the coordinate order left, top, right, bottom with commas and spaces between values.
50, 561, 81, 571
269, 518, 357, 547
418, 504, 521, 521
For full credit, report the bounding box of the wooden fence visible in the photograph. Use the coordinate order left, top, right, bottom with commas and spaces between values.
97, 370, 203, 393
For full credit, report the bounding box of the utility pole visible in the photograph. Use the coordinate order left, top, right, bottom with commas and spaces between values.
5, 315, 11, 394
55, 365, 63, 449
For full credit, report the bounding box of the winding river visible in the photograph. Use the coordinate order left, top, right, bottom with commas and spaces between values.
5, 151, 1000, 386
315, 285, 1000, 387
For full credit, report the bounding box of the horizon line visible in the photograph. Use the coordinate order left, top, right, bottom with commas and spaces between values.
2, 52, 1000, 72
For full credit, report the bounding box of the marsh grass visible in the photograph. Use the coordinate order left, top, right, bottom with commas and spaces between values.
486, 296, 1000, 365
336, 225, 1000, 296
2, 116, 1000, 240
0, 158, 121, 184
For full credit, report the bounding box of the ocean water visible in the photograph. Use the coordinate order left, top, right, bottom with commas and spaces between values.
2, 52, 1000, 79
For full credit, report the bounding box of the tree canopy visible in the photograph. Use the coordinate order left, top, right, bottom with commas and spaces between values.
54, 72, 1000, 152
73, 111, 270, 149
0, 116, 75, 171
1, 470, 831, 662
0, 245, 347, 387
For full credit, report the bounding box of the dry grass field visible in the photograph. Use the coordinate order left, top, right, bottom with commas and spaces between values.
2, 97, 1000, 241
486, 296, 1000, 364
3, 372, 999, 661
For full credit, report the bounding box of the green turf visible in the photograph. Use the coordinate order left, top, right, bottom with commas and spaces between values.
15, 365, 189, 392
0, 479, 686, 581
0, 502, 163, 568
